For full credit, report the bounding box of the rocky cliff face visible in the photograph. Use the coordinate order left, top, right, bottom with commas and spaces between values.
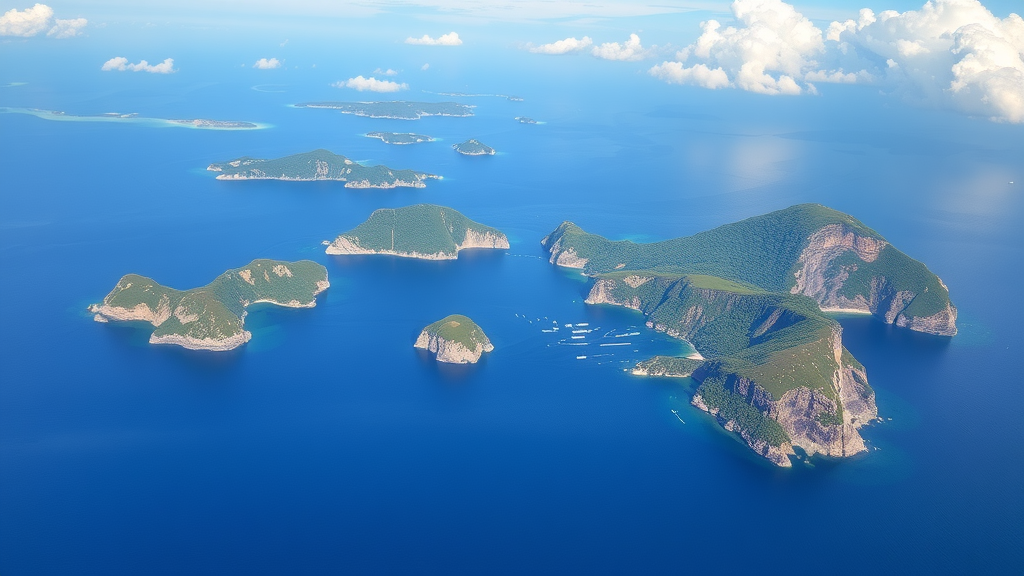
326, 227, 508, 259
792, 223, 956, 336
414, 331, 493, 364
689, 327, 877, 467
325, 236, 456, 259
460, 229, 510, 250
540, 224, 589, 270
792, 223, 887, 311
896, 302, 958, 336
89, 296, 172, 326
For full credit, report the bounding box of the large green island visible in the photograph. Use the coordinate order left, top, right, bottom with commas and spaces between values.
542, 204, 957, 466
415, 315, 494, 364
208, 149, 439, 188
326, 204, 509, 260
294, 101, 474, 120
89, 259, 329, 351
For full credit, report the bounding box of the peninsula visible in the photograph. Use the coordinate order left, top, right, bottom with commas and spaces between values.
415, 315, 493, 364
208, 149, 439, 188
294, 101, 473, 120
89, 259, 329, 351
326, 204, 509, 259
453, 139, 495, 155
366, 131, 434, 145
543, 204, 957, 466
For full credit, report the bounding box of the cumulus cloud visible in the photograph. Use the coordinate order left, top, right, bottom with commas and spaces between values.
47, 17, 86, 38
253, 58, 281, 69
374, 68, 399, 76
829, 0, 1024, 123
651, 0, 824, 95
592, 33, 648, 61
0, 3, 53, 36
333, 75, 408, 92
650, 61, 731, 89
650, 0, 1024, 122
101, 57, 176, 74
530, 36, 593, 54
405, 32, 462, 46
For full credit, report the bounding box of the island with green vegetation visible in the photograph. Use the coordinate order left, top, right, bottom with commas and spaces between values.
366, 131, 434, 145
89, 259, 329, 351
208, 149, 439, 188
326, 204, 509, 259
415, 314, 494, 364
294, 101, 474, 120
453, 139, 495, 156
543, 204, 957, 466
1, 107, 264, 130
514, 117, 538, 124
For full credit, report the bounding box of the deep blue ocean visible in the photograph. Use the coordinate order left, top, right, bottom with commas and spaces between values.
2, 19, 1023, 574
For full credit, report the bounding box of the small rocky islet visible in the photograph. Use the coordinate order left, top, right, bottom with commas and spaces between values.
453, 139, 495, 155
415, 315, 493, 364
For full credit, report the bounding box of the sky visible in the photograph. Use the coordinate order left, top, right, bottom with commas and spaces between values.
2, 0, 1023, 124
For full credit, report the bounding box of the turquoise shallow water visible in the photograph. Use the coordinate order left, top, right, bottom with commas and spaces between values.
1, 41, 1023, 574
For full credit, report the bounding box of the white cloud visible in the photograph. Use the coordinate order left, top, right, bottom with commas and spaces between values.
333, 75, 408, 92
101, 57, 176, 74
421, 63, 430, 70
829, 0, 1024, 123
649, 61, 730, 89
0, 3, 53, 36
253, 58, 281, 69
657, 0, 825, 95
47, 17, 86, 38
592, 33, 648, 61
374, 68, 399, 76
804, 68, 874, 83
530, 36, 593, 54
405, 32, 462, 46
650, 0, 1024, 122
